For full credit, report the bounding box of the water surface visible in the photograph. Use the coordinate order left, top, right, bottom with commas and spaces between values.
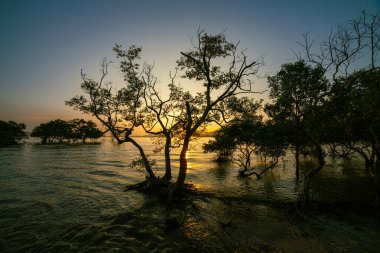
0, 137, 379, 252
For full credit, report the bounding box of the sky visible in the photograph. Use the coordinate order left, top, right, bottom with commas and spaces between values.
0, 0, 379, 131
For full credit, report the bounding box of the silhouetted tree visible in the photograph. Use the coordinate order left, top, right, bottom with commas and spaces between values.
66, 52, 176, 181
265, 61, 329, 188
324, 70, 380, 172
294, 11, 380, 206
68, 119, 103, 143
297, 11, 379, 83
31, 119, 102, 144
204, 96, 263, 162
66, 30, 264, 190
31, 124, 48, 143
203, 130, 234, 162
175, 31, 263, 185
112, 45, 184, 181
323, 69, 380, 214
0, 120, 27, 146
31, 119, 71, 143
204, 98, 288, 178
232, 120, 287, 178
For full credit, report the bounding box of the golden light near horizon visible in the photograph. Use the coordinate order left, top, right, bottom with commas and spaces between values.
1, 3, 379, 253
1, 0, 378, 131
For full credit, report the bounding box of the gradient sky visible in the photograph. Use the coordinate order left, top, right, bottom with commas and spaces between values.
1, 0, 379, 130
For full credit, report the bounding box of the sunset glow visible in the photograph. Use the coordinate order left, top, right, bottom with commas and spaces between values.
1, 1, 380, 252
1, 0, 378, 130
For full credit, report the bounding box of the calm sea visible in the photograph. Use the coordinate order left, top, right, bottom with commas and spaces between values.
0, 137, 379, 252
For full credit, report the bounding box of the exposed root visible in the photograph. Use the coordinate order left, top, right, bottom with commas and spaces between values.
124, 177, 171, 193
286, 201, 315, 223
238, 161, 278, 179
125, 181, 149, 191
125, 179, 209, 210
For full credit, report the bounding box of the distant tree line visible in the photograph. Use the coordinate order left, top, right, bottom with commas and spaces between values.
0, 120, 27, 146
31, 119, 103, 144
0, 118, 103, 146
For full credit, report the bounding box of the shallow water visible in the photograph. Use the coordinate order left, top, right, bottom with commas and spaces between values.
0, 137, 379, 252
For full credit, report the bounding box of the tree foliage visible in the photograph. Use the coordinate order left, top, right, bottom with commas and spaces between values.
31, 119, 103, 144
68, 119, 103, 143
292, 11, 379, 205
204, 97, 288, 178
324, 69, 380, 171
265, 60, 330, 179
66, 30, 263, 187
204, 96, 262, 161
0, 120, 27, 146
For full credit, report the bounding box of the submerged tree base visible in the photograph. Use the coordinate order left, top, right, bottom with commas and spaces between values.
125, 178, 171, 192
125, 178, 205, 205
238, 162, 277, 179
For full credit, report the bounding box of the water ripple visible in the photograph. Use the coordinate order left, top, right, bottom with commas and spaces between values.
0, 137, 378, 252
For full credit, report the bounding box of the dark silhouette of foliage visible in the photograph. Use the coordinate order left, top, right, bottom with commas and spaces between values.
0, 120, 27, 146
265, 60, 330, 179
66, 30, 263, 189
265, 61, 330, 205
31, 119, 103, 144
203, 131, 234, 162
31, 119, 71, 143
323, 70, 380, 172
204, 98, 288, 178
293, 11, 380, 206
204, 96, 263, 162
68, 119, 103, 143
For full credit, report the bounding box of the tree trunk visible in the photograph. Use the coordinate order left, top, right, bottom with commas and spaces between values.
163, 134, 172, 180
369, 125, 380, 218
350, 145, 374, 173
176, 101, 193, 186
299, 128, 325, 206
375, 153, 380, 219
295, 145, 300, 179
295, 120, 301, 180
177, 136, 190, 185
368, 143, 376, 174
127, 137, 156, 180
365, 157, 375, 173
302, 161, 323, 204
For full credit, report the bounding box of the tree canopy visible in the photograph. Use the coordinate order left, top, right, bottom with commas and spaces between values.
0, 120, 27, 146
31, 119, 103, 144
66, 30, 264, 188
